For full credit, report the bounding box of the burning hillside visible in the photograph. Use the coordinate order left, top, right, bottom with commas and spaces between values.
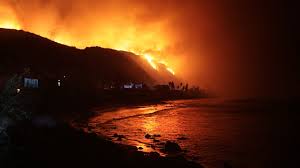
0, 28, 180, 89
0, 0, 176, 76
2, 0, 290, 98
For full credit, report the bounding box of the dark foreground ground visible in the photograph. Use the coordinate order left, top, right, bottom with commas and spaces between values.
0, 120, 203, 168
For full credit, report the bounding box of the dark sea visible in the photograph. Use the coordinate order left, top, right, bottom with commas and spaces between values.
86, 99, 298, 168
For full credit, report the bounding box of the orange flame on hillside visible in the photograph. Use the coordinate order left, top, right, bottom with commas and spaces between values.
144, 54, 158, 70
0, 21, 20, 30
0, 1, 176, 75
0, 5, 21, 30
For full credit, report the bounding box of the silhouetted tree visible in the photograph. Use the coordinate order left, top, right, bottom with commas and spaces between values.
171, 82, 175, 90
168, 81, 175, 90
185, 83, 189, 92
168, 82, 172, 89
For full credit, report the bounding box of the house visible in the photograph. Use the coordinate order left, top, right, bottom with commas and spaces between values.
24, 77, 39, 88
123, 83, 135, 89
122, 83, 144, 89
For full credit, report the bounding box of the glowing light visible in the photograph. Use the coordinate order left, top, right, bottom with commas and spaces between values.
144, 54, 158, 70
159, 60, 175, 75
0, 4, 177, 76
143, 116, 158, 132
167, 68, 175, 75
0, 4, 21, 30
0, 21, 21, 30
142, 54, 175, 75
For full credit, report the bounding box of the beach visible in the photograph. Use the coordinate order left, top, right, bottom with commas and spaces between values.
79, 99, 298, 168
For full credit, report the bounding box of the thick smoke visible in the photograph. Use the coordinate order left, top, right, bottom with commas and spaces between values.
0, 0, 297, 98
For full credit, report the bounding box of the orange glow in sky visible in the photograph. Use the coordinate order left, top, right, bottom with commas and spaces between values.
0, 4, 21, 30
0, 21, 21, 30
0, 1, 176, 75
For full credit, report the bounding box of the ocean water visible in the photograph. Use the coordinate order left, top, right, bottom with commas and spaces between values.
86, 99, 297, 168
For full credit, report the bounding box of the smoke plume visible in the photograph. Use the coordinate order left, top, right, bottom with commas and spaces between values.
0, 0, 297, 98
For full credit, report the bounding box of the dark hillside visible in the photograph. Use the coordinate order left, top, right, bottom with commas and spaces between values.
0, 28, 155, 88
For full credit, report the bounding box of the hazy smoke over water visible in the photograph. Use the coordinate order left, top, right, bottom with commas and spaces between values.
0, 0, 297, 98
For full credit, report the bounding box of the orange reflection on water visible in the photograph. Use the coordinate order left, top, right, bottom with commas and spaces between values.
90, 105, 169, 124
142, 116, 159, 133
141, 109, 180, 137
88, 103, 185, 155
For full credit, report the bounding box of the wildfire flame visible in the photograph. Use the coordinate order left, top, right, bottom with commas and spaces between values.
166, 68, 175, 75
144, 54, 158, 70
0, 21, 21, 30
0, 2, 176, 75
0, 4, 21, 30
